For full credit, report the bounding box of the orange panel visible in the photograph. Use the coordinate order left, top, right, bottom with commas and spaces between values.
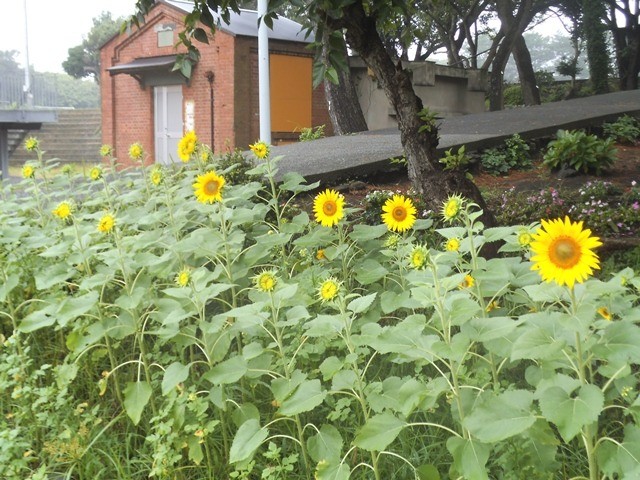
270, 54, 312, 132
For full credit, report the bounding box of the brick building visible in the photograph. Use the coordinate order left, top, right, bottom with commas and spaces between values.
100, 0, 331, 166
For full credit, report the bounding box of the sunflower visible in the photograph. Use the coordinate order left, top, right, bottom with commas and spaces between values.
382, 194, 417, 232
100, 144, 113, 157
178, 131, 198, 162
193, 171, 225, 204
150, 167, 164, 186
409, 244, 428, 270
313, 189, 345, 227
442, 194, 464, 223
249, 141, 269, 159
22, 164, 35, 179
319, 278, 340, 302
255, 270, 277, 292
459, 274, 475, 289
517, 230, 532, 247
97, 214, 115, 234
597, 306, 612, 321
316, 249, 326, 261
128, 142, 144, 161
24, 137, 39, 152
175, 268, 191, 287
445, 238, 460, 252
530, 216, 602, 288
52, 201, 73, 220
89, 166, 103, 181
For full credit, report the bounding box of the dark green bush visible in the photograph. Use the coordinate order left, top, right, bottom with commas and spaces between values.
480, 134, 532, 176
602, 115, 640, 144
542, 129, 617, 174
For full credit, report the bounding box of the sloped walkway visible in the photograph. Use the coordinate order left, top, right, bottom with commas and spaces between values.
271, 89, 640, 183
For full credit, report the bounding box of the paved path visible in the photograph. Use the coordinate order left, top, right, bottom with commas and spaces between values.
271, 89, 640, 183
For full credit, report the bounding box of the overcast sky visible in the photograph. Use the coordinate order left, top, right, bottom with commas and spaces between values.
0, 0, 138, 73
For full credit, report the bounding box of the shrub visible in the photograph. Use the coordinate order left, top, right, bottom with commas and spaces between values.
212, 148, 258, 185
440, 145, 471, 172
480, 133, 532, 175
298, 125, 325, 142
542, 129, 617, 174
602, 114, 640, 144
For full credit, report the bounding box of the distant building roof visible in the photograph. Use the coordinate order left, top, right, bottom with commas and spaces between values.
162, 0, 312, 43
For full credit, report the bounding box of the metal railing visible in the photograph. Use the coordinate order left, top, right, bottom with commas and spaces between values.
0, 74, 59, 109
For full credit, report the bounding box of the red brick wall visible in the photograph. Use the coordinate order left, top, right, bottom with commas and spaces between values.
100, 3, 331, 167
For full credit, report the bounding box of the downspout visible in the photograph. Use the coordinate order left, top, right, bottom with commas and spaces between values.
206, 70, 215, 151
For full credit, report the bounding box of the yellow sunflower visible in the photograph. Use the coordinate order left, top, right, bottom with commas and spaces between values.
22, 164, 35, 179
409, 244, 428, 270
517, 230, 532, 248
89, 166, 103, 181
150, 167, 164, 186
255, 270, 277, 292
52, 201, 73, 220
316, 249, 326, 261
100, 144, 113, 157
530, 216, 602, 288
249, 141, 269, 159
442, 194, 464, 223
128, 142, 144, 161
313, 189, 345, 227
193, 171, 225, 204
319, 278, 340, 302
97, 213, 115, 234
459, 274, 475, 289
381, 194, 417, 232
24, 137, 39, 152
445, 238, 460, 252
597, 306, 612, 321
178, 131, 198, 162
175, 268, 191, 287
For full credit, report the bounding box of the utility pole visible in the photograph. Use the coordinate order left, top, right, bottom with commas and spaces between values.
23, 0, 33, 107
257, 0, 271, 143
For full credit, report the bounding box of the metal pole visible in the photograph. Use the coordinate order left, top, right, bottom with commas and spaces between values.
257, 0, 271, 143
0, 129, 9, 181
23, 0, 32, 107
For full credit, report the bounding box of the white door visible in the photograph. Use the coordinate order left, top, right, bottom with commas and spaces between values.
154, 85, 183, 164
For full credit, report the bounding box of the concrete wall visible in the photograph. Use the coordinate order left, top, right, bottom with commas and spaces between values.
351, 57, 487, 131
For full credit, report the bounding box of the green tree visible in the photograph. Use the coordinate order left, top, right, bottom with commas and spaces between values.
604, 0, 640, 90
130, 0, 496, 227
63, 12, 122, 83
582, 0, 610, 93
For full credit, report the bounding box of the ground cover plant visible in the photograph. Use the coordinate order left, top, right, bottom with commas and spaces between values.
2, 134, 640, 479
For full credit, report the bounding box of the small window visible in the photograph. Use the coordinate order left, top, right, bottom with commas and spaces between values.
158, 29, 173, 47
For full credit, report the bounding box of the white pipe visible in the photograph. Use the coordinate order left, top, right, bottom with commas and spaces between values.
23, 0, 32, 106
257, 0, 271, 143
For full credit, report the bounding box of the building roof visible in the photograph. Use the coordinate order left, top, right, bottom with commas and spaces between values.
107, 55, 178, 75
162, 0, 312, 43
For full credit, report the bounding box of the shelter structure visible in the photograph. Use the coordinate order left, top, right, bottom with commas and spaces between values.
100, 0, 331, 166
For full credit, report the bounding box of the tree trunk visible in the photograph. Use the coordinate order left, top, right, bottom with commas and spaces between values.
323, 66, 369, 135
611, 25, 640, 91
329, 2, 496, 229
512, 35, 541, 105
582, 0, 610, 94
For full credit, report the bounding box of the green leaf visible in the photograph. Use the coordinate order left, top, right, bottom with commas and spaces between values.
232, 403, 260, 428
123, 381, 152, 425
354, 412, 406, 451
229, 419, 268, 464
161, 362, 190, 395
314, 459, 350, 480
511, 324, 566, 361
19, 303, 56, 332
354, 259, 388, 285
416, 464, 441, 480
462, 316, 520, 342
0, 272, 18, 302
598, 424, 640, 478
347, 293, 377, 314
593, 321, 640, 364
279, 379, 327, 416
464, 390, 536, 442
348, 224, 388, 241
446, 437, 490, 480
188, 436, 204, 465
55, 291, 99, 327
204, 356, 248, 385
538, 384, 604, 442
35, 262, 75, 290
305, 314, 344, 338
307, 424, 343, 463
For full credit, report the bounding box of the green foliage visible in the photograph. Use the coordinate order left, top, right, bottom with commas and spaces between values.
2, 137, 640, 479
480, 134, 532, 175
439, 145, 470, 171
418, 107, 439, 134
210, 147, 258, 185
602, 115, 640, 144
543, 129, 617, 174
298, 125, 326, 142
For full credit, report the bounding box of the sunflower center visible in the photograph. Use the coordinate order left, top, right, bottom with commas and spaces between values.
323, 200, 337, 216
392, 206, 407, 222
549, 237, 581, 269
204, 180, 220, 195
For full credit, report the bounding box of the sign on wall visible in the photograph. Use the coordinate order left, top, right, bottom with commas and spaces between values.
185, 100, 195, 132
